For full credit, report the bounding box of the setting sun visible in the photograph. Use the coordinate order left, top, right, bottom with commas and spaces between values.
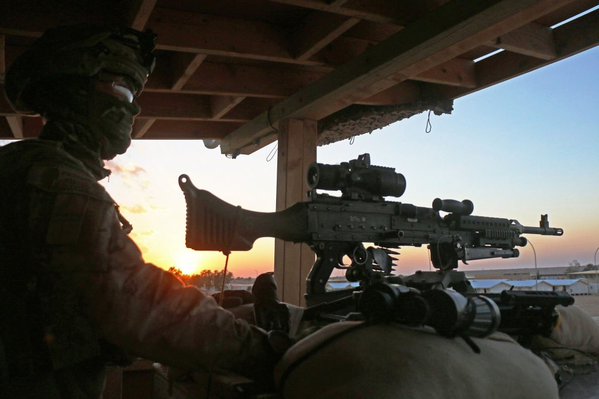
173, 250, 204, 275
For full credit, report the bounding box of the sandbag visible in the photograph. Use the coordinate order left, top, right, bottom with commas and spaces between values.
551, 305, 599, 356
275, 322, 558, 399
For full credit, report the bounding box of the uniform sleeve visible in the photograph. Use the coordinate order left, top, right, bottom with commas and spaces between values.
31, 165, 276, 378
82, 210, 275, 376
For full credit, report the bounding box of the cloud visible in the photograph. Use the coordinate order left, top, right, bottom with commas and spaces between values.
121, 204, 148, 214
105, 160, 147, 177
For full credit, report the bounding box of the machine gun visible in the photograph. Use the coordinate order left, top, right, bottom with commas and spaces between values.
179, 154, 567, 336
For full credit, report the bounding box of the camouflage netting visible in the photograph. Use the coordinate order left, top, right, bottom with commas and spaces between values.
317, 99, 453, 146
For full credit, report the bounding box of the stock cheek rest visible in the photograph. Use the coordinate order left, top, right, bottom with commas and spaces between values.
275, 322, 559, 399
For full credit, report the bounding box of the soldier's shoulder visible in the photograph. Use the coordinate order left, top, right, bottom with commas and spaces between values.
0, 140, 112, 202
0, 139, 76, 167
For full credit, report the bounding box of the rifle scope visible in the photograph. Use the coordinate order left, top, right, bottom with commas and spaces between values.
307, 154, 406, 199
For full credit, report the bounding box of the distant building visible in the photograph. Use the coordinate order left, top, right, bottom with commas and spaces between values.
469, 278, 589, 295
470, 279, 512, 294
466, 266, 570, 280
228, 278, 255, 291
507, 280, 553, 291
569, 270, 599, 283
544, 279, 589, 295
326, 281, 360, 291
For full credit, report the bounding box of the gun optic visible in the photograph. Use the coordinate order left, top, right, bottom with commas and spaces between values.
307, 153, 406, 200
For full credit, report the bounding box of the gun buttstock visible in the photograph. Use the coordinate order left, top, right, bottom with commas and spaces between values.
179, 174, 310, 252
179, 174, 256, 251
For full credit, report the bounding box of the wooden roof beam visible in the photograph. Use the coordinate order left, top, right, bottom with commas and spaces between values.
149, 8, 307, 65
355, 81, 423, 106
128, 0, 157, 30
170, 54, 207, 91
140, 120, 243, 140
291, 12, 359, 60
136, 92, 251, 122
6, 116, 23, 139
270, 0, 426, 25
0, 84, 13, 115
132, 119, 155, 138
147, 61, 328, 98
137, 92, 212, 120
490, 22, 557, 60
412, 58, 477, 88
135, 53, 206, 138
440, 8, 599, 99
211, 96, 246, 120
221, 0, 577, 156
0, 34, 5, 84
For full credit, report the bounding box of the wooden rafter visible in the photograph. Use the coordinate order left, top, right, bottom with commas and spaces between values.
147, 61, 328, 98
6, 116, 23, 139
129, 0, 157, 30
413, 58, 477, 88
0, 34, 5, 84
135, 53, 206, 138
149, 8, 302, 65
291, 12, 359, 60
270, 0, 427, 25
0, 84, 12, 115
491, 22, 557, 60
210, 96, 246, 120
136, 93, 212, 121
441, 8, 599, 100
0, 0, 595, 145
220, 0, 578, 156
137, 120, 244, 140
170, 54, 207, 91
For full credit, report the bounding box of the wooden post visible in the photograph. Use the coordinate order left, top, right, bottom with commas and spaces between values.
274, 119, 317, 306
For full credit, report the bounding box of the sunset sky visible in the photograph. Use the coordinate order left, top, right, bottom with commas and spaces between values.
101, 46, 598, 278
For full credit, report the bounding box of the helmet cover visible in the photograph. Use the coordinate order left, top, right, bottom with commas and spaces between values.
5, 24, 156, 114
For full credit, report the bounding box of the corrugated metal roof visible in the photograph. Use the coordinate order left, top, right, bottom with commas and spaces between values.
469, 279, 510, 289
543, 279, 586, 286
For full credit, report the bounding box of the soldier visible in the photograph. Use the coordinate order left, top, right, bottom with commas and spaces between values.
0, 25, 281, 398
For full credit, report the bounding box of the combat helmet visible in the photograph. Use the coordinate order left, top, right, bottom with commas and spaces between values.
5, 24, 156, 115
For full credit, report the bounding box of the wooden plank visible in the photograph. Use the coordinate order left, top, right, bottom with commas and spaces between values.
491, 22, 557, 60
138, 120, 243, 140
147, 61, 327, 98
270, 0, 422, 25
0, 1, 116, 38
136, 92, 212, 120
0, 84, 13, 115
413, 58, 477, 88
224, 97, 280, 121
0, 117, 10, 137
221, 0, 576, 156
22, 116, 43, 137
291, 12, 359, 60
129, 0, 157, 31
149, 8, 306, 65
6, 115, 23, 138
132, 118, 155, 138
0, 35, 5, 84
138, 53, 207, 138
274, 119, 316, 305
356, 81, 423, 106
553, 8, 599, 57
210, 96, 246, 119
316, 35, 378, 66
171, 54, 207, 91
440, 9, 599, 100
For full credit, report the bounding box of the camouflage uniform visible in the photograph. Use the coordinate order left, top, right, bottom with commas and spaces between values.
0, 26, 277, 399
